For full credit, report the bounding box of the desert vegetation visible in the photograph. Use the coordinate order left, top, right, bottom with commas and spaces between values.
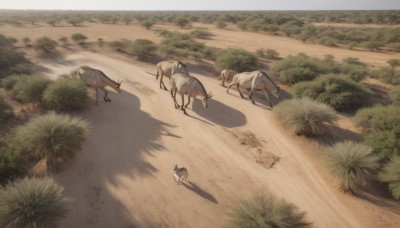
227, 194, 311, 228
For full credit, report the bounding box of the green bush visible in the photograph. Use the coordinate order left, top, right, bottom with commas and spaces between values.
265, 48, 280, 59
71, 33, 88, 44
0, 47, 29, 77
0, 96, 13, 122
215, 48, 259, 72
8, 112, 89, 167
271, 54, 331, 84
34, 36, 58, 53
389, 85, 400, 105
324, 141, 379, 192
292, 74, 372, 111
1, 74, 28, 90
352, 105, 400, 132
42, 77, 88, 112
159, 32, 205, 60
273, 97, 337, 136
11, 74, 52, 104
364, 128, 400, 161
372, 67, 400, 85
0, 177, 70, 228
379, 156, 400, 199
189, 29, 213, 39
128, 39, 157, 61
339, 63, 368, 81
0, 145, 25, 184
140, 19, 154, 30
227, 195, 311, 228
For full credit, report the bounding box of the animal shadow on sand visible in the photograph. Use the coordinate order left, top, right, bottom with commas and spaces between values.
192, 98, 246, 128
182, 181, 218, 204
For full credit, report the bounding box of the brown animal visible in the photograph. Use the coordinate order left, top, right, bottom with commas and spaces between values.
173, 164, 188, 184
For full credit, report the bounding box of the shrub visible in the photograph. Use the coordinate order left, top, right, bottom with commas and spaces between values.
0, 177, 70, 227
42, 77, 88, 112
128, 39, 157, 61
273, 97, 337, 136
364, 128, 400, 161
11, 75, 52, 104
8, 112, 89, 167
0, 96, 12, 122
227, 195, 311, 228
216, 20, 227, 29
271, 54, 331, 84
34, 36, 58, 53
0, 145, 25, 184
387, 42, 400, 52
372, 67, 400, 85
159, 32, 205, 60
389, 85, 400, 105
388, 59, 400, 70
339, 63, 368, 81
189, 29, 213, 39
379, 156, 400, 199
292, 74, 372, 111
352, 105, 400, 132
174, 17, 190, 28
324, 141, 379, 192
215, 48, 259, 72
1, 74, 26, 90
58, 37, 69, 46
0, 46, 29, 77
265, 48, 280, 59
140, 19, 154, 30
71, 33, 88, 44
255, 48, 264, 57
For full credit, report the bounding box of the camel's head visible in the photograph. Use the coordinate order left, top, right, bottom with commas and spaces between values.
115, 79, 123, 93
202, 92, 213, 108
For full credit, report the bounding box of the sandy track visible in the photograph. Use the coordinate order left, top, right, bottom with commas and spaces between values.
44, 51, 400, 228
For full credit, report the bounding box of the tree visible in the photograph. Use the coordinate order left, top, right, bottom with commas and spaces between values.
0, 177, 71, 228
324, 141, 379, 193
174, 17, 190, 29
140, 19, 155, 30
388, 59, 400, 70
71, 33, 88, 45
34, 36, 58, 53
227, 195, 311, 228
215, 48, 259, 72
216, 20, 227, 29
128, 39, 157, 61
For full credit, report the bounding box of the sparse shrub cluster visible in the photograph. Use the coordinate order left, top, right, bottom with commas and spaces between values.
159, 32, 205, 60
189, 28, 213, 39
292, 74, 372, 111
371, 67, 400, 85
227, 194, 312, 228
273, 97, 337, 136
389, 85, 400, 105
71, 33, 88, 44
109, 38, 157, 61
34, 36, 58, 53
0, 96, 13, 123
11, 74, 52, 105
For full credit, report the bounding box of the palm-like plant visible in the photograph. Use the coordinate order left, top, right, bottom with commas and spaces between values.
0, 177, 71, 228
324, 141, 379, 192
9, 112, 89, 168
227, 195, 311, 228
379, 156, 400, 199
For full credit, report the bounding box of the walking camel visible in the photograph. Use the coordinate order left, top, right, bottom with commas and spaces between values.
219, 69, 237, 87
156, 60, 189, 91
170, 73, 213, 115
227, 70, 280, 107
77, 65, 122, 104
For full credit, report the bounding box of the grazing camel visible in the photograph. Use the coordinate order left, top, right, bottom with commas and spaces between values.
170, 73, 213, 115
219, 69, 237, 87
173, 164, 188, 184
227, 70, 280, 107
156, 60, 188, 90
77, 65, 122, 104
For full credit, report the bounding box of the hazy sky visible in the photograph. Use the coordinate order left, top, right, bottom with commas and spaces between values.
0, 0, 399, 11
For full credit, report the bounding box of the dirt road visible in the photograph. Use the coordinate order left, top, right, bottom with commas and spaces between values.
46, 51, 399, 228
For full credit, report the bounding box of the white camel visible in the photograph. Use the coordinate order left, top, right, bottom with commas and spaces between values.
219, 69, 237, 87
77, 65, 122, 104
170, 73, 212, 115
156, 60, 188, 91
227, 70, 280, 107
